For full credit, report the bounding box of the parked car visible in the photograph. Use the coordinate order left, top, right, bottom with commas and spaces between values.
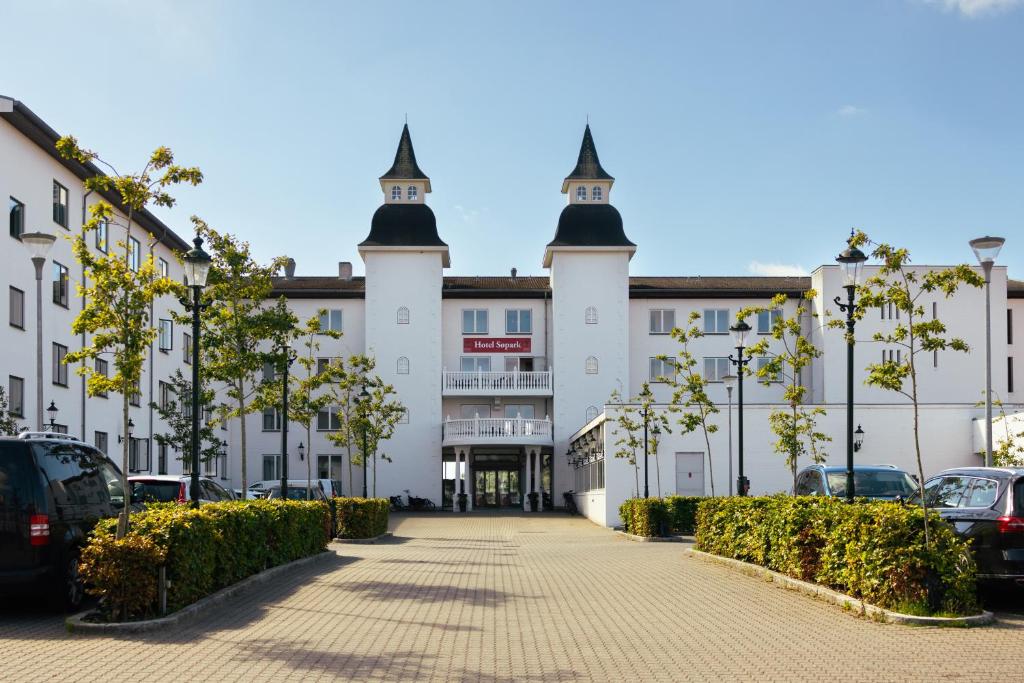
794, 464, 919, 500
246, 478, 339, 498
0, 433, 126, 610
129, 475, 235, 505
263, 484, 328, 501
911, 467, 1024, 584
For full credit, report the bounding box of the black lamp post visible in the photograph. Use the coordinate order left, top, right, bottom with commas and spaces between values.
183, 236, 212, 510
728, 320, 752, 496
279, 342, 297, 500
642, 403, 650, 499
359, 385, 370, 499
835, 237, 868, 503
46, 400, 58, 430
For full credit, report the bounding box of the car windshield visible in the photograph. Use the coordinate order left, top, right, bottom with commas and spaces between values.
268, 487, 316, 500
132, 481, 180, 503
826, 470, 918, 498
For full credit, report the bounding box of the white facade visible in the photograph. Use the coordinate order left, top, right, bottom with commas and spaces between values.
2, 98, 1021, 524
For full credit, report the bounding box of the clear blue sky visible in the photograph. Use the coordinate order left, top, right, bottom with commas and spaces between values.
3, 0, 1022, 279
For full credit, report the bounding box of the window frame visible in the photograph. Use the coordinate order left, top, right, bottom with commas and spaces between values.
262, 407, 282, 432
262, 454, 282, 481
585, 356, 598, 375
316, 406, 342, 431
703, 356, 730, 382
591, 186, 602, 201
649, 356, 676, 383
585, 306, 598, 325
52, 343, 69, 387
391, 185, 401, 201
407, 185, 418, 201
94, 358, 109, 398
158, 319, 173, 352
158, 257, 169, 279
460, 356, 491, 373
52, 180, 69, 229
575, 185, 587, 201
318, 309, 343, 333
397, 306, 410, 324
505, 308, 532, 335
649, 308, 675, 335
9, 196, 25, 239
756, 309, 782, 335
9, 286, 25, 329
703, 309, 730, 335
95, 219, 107, 253
52, 261, 69, 308
127, 236, 141, 272
397, 356, 410, 374
8, 375, 24, 417
462, 309, 488, 335
183, 333, 193, 365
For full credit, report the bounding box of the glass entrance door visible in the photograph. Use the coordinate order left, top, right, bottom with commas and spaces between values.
474, 469, 521, 507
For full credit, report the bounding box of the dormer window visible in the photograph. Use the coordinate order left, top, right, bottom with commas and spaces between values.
407, 185, 418, 201
591, 186, 602, 201
391, 185, 401, 201
576, 186, 587, 202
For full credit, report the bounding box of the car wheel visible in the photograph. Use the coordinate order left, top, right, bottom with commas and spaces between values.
50, 554, 84, 612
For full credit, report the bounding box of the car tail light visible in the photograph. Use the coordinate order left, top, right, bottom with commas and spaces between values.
177, 482, 187, 504
29, 514, 50, 546
997, 516, 1024, 534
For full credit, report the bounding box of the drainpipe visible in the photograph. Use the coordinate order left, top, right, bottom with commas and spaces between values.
80, 189, 92, 442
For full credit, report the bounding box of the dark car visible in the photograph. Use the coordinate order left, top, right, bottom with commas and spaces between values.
912, 467, 1024, 583
794, 464, 919, 500
0, 434, 125, 610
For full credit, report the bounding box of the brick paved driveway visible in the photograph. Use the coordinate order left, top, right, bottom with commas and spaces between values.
1, 513, 1022, 682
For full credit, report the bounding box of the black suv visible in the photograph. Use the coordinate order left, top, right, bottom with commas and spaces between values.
0, 434, 125, 610
914, 467, 1024, 583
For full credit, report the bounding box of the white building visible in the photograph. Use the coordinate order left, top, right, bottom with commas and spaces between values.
3, 97, 1022, 525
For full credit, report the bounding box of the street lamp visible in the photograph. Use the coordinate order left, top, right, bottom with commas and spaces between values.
969, 235, 1005, 468
722, 374, 737, 495
20, 231, 57, 431
118, 418, 135, 444
650, 422, 660, 498
728, 321, 752, 496
358, 385, 371, 498
183, 236, 212, 510
46, 401, 58, 430
854, 425, 865, 453
642, 402, 651, 499
835, 236, 868, 503
297, 441, 305, 461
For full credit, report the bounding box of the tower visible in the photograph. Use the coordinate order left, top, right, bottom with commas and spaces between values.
359, 124, 449, 497
545, 125, 635, 523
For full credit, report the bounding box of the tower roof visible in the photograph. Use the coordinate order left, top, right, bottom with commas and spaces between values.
562, 124, 614, 192
380, 123, 430, 187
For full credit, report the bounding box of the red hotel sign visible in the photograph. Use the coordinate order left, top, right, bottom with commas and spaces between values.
463, 337, 532, 353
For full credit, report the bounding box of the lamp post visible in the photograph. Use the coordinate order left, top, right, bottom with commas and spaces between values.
651, 422, 660, 498
183, 236, 212, 510
46, 401, 58, 430
642, 402, 650, 499
970, 236, 1005, 468
835, 237, 868, 503
279, 341, 297, 500
728, 321, 752, 496
722, 374, 737, 495
20, 231, 57, 431
359, 385, 370, 498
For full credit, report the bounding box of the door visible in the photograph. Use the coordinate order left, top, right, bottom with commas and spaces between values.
473, 468, 522, 507
675, 452, 704, 497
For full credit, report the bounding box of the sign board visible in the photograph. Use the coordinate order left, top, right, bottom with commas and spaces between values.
462, 337, 532, 353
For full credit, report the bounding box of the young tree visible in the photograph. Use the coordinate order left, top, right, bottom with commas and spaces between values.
0, 387, 24, 435
743, 294, 831, 490
150, 370, 222, 472
355, 375, 405, 498
661, 312, 720, 496
607, 385, 674, 498
847, 232, 983, 544
57, 137, 201, 537
608, 387, 642, 497
197, 222, 289, 495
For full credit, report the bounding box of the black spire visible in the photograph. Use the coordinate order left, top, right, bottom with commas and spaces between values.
380, 124, 429, 181
564, 124, 614, 184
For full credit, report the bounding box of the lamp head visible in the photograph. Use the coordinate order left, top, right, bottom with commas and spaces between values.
183, 236, 213, 288
836, 234, 868, 288
20, 231, 57, 260
969, 236, 1005, 266
46, 400, 58, 426
854, 424, 865, 452
722, 374, 738, 391
729, 320, 752, 348
297, 441, 305, 461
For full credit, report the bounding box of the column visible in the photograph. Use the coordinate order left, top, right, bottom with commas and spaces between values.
523, 448, 530, 512
465, 449, 473, 512
537, 451, 544, 512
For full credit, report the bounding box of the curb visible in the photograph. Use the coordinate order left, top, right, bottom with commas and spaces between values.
686, 548, 994, 627
332, 532, 392, 544
615, 530, 691, 543
65, 550, 336, 634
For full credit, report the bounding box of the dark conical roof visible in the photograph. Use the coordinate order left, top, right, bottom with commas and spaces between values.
359, 204, 447, 249
547, 204, 635, 249
564, 124, 614, 184
380, 124, 429, 181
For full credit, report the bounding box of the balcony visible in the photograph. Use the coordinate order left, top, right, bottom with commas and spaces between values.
442, 369, 553, 396
442, 416, 554, 447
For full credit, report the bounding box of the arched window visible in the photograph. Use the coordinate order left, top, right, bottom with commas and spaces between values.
407, 185, 418, 201
391, 185, 401, 201
397, 306, 410, 324
585, 406, 599, 422
585, 356, 598, 374
576, 186, 587, 201
585, 306, 598, 325
591, 186, 602, 201
397, 356, 410, 374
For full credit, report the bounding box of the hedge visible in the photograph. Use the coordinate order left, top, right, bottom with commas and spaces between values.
81, 499, 331, 621
333, 497, 389, 539
619, 496, 703, 537
695, 496, 978, 616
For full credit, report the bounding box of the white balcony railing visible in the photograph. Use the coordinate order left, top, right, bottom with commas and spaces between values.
442, 416, 553, 445
442, 369, 553, 395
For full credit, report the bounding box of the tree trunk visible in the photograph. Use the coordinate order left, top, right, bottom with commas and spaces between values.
701, 418, 715, 497
237, 388, 248, 495
117, 393, 130, 538
655, 445, 662, 498
306, 424, 312, 500
791, 403, 799, 492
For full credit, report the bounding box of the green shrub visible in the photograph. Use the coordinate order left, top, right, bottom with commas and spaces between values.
82, 499, 330, 620
695, 496, 978, 616
334, 497, 389, 539
620, 496, 705, 536
663, 496, 703, 535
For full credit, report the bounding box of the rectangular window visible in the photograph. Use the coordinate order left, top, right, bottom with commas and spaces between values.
460, 357, 491, 372
649, 357, 676, 382
94, 431, 108, 455
883, 349, 902, 364
159, 381, 172, 410
52, 180, 68, 228
505, 309, 532, 334
183, 333, 192, 365
95, 358, 108, 397
9, 196, 24, 239
262, 407, 281, 431
262, 361, 276, 383
881, 302, 900, 320
52, 343, 68, 386
317, 454, 344, 480
649, 309, 676, 335
317, 357, 340, 375
703, 357, 730, 382
8, 376, 24, 417
1009, 310, 1014, 345
703, 309, 730, 334
158, 258, 169, 279
755, 357, 779, 382
462, 309, 488, 334
129, 438, 150, 472
316, 407, 341, 431
318, 309, 343, 332
757, 309, 782, 334
504, 356, 535, 372
158, 319, 173, 352
460, 404, 490, 418
262, 455, 281, 481
95, 219, 107, 252
52, 262, 69, 307
9, 287, 24, 329
128, 236, 141, 271
1010, 357, 1015, 394
130, 379, 141, 407
158, 443, 168, 474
